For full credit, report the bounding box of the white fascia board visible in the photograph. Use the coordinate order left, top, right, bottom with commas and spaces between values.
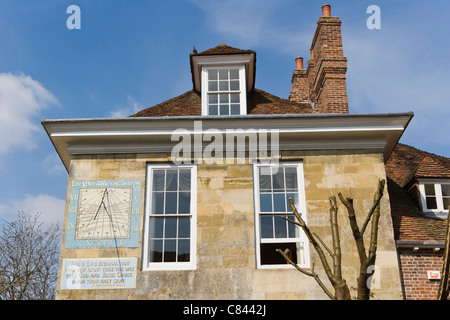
42, 112, 413, 171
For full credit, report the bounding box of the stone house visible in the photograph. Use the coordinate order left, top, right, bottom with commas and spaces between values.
42, 4, 448, 300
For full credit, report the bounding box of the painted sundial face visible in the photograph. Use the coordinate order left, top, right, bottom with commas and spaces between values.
75, 187, 132, 240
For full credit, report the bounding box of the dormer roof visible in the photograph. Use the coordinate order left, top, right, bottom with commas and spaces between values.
189, 44, 256, 92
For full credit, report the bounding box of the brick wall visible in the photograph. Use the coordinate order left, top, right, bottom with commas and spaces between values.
398, 250, 444, 300
289, 14, 349, 114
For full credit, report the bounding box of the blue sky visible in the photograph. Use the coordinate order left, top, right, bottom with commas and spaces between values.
0, 0, 449, 225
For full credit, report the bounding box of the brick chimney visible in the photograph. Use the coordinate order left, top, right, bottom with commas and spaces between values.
289, 57, 309, 103
289, 4, 349, 113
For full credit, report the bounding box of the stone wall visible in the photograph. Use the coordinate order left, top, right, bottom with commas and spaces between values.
56, 149, 403, 300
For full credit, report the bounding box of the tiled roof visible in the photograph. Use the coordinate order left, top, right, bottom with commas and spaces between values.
386, 143, 450, 242
386, 143, 450, 187
130, 88, 315, 117
388, 178, 447, 242
191, 43, 255, 56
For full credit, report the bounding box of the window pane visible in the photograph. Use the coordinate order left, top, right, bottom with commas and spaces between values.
273, 193, 286, 212
220, 105, 229, 115
164, 217, 177, 238
178, 239, 190, 262
230, 104, 240, 115
165, 192, 177, 214
260, 216, 273, 238
179, 170, 191, 191
219, 94, 229, 103
152, 170, 165, 191
219, 69, 228, 80
425, 184, 435, 196
178, 217, 190, 238
259, 172, 271, 191
230, 93, 240, 103
274, 216, 287, 238
260, 242, 298, 265
149, 217, 163, 238
152, 192, 164, 214
285, 167, 298, 190
208, 69, 218, 80
230, 69, 239, 80
149, 240, 163, 262
179, 192, 191, 214
442, 185, 450, 197
260, 193, 272, 212
219, 80, 229, 91
272, 170, 285, 190
166, 170, 178, 191
286, 193, 298, 210
209, 105, 218, 115
209, 94, 218, 104
230, 80, 239, 91
164, 240, 176, 262
287, 215, 296, 238
208, 81, 218, 91
426, 197, 437, 209
443, 198, 450, 210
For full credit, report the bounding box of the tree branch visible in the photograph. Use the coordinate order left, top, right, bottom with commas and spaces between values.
361, 179, 386, 235
329, 196, 342, 279
276, 249, 334, 300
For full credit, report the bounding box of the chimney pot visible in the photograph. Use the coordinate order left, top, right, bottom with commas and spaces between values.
322, 4, 331, 17
295, 57, 304, 69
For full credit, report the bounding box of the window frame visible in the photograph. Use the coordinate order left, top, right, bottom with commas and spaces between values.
253, 162, 310, 269
418, 180, 450, 216
201, 65, 247, 116
142, 164, 197, 271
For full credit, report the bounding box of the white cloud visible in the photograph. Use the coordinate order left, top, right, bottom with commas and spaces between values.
0, 194, 65, 226
108, 95, 142, 118
0, 72, 59, 154
42, 153, 66, 175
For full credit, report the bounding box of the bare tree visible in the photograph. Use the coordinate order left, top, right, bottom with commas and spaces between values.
277, 179, 385, 300
437, 204, 450, 300
0, 211, 61, 300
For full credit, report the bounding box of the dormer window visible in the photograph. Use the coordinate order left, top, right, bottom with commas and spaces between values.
189, 44, 256, 117
203, 66, 246, 116
418, 181, 450, 216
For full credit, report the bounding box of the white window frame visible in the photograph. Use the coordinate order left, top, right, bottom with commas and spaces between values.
143, 164, 197, 271
201, 65, 247, 116
253, 162, 310, 269
418, 180, 450, 216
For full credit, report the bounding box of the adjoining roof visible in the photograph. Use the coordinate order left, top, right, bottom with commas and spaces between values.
130, 88, 315, 117
388, 178, 447, 242
386, 143, 450, 187
386, 143, 450, 243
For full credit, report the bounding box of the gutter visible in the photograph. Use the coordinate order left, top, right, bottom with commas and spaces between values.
396, 240, 445, 251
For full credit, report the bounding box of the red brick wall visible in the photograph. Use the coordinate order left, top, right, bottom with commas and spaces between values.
289, 16, 349, 113
398, 251, 444, 300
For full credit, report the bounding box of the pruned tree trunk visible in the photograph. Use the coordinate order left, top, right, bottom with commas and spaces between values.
437, 205, 450, 300
278, 179, 385, 300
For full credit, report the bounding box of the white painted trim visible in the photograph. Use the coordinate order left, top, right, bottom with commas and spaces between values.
418, 180, 450, 216
142, 164, 197, 271
252, 162, 310, 269
201, 65, 247, 116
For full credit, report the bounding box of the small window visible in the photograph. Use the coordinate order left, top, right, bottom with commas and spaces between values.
253, 163, 310, 269
202, 66, 246, 116
419, 181, 450, 216
143, 165, 197, 271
